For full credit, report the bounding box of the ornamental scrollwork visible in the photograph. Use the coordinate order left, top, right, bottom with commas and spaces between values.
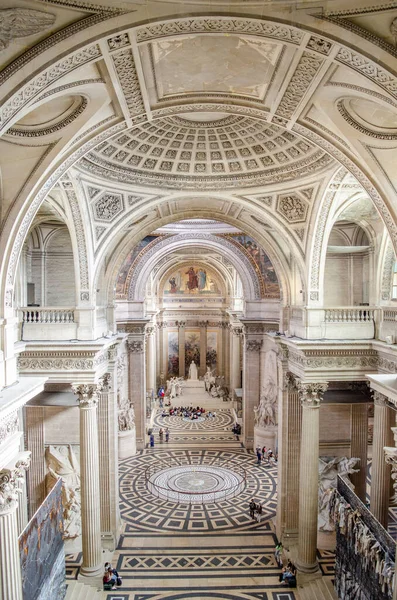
245, 340, 262, 352
373, 391, 388, 407
0, 411, 19, 445
0, 455, 31, 513
71, 383, 100, 408
127, 340, 144, 354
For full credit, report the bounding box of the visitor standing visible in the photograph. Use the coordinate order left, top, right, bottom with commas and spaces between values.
256, 447, 262, 465
159, 428, 164, 442
149, 433, 154, 447
249, 498, 256, 520
165, 427, 169, 442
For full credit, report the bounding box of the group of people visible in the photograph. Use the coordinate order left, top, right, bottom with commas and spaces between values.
249, 498, 264, 522
255, 446, 277, 466
232, 422, 241, 437
149, 427, 169, 446
103, 562, 122, 591
275, 543, 297, 587
162, 406, 208, 419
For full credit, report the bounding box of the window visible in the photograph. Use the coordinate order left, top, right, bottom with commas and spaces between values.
392, 262, 397, 299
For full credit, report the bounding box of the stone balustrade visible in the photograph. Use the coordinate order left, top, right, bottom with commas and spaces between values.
288, 306, 376, 339
19, 307, 77, 341
20, 307, 75, 324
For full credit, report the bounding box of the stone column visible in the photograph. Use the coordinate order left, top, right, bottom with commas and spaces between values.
127, 336, 146, 449
276, 360, 302, 545
177, 321, 186, 377
350, 403, 369, 502
72, 383, 102, 579
96, 371, 120, 550
199, 321, 208, 377
230, 326, 242, 391
0, 453, 30, 600
25, 406, 45, 518
243, 337, 262, 449
371, 391, 393, 527
296, 382, 328, 577
145, 326, 156, 395
223, 323, 230, 387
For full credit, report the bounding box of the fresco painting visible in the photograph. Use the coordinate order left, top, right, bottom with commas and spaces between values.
165, 265, 220, 295
116, 235, 158, 296
168, 331, 179, 376
185, 331, 200, 376
206, 331, 217, 370
227, 233, 280, 295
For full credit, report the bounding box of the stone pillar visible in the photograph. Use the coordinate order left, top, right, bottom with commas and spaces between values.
243, 337, 262, 449
223, 323, 230, 387
276, 361, 302, 545
145, 326, 156, 395
72, 383, 102, 579
296, 382, 328, 577
371, 391, 393, 527
96, 371, 120, 550
0, 453, 30, 600
177, 321, 186, 377
230, 326, 242, 391
25, 406, 45, 518
199, 321, 208, 378
127, 336, 146, 449
350, 403, 369, 502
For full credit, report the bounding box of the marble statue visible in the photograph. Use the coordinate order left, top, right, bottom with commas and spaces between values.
318, 456, 360, 531
170, 378, 177, 398
204, 367, 215, 392
254, 381, 277, 427
188, 361, 198, 380
45, 445, 81, 539
118, 397, 135, 431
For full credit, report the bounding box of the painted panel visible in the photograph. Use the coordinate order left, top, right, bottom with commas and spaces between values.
206, 331, 218, 370
19, 478, 65, 600
168, 331, 179, 376
165, 265, 221, 295
185, 330, 200, 376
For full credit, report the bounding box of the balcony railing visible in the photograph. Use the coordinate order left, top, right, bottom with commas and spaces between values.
324, 307, 374, 323
21, 307, 75, 324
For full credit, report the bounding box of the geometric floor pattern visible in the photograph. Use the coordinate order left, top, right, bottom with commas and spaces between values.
153, 409, 234, 431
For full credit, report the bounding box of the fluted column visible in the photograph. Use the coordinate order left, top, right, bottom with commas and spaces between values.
296, 382, 327, 576
230, 326, 242, 391
350, 403, 369, 502
199, 321, 208, 378
72, 383, 102, 578
371, 391, 393, 527
243, 337, 262, 449
25, 406, 45, 518
145, 326, 156, 394
223, 323, 230, 387
127, 334, 146, 449
0, 453, 31, 600
177, 321, 186, 377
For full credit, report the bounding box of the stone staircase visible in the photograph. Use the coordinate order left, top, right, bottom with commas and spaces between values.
64, 580, 104, 600
297, 577, 338, 600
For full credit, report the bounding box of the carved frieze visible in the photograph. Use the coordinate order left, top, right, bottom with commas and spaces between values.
246, 340, 263, 352
0, 8, 55, 51
112, 48, 146, 118
0, 455, 31, 513
127, 340, 144, 353
0, 411, 19, 445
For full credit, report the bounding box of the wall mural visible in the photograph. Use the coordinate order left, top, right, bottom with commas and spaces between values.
168, 331, 179, 376
223, 233, 280, 297
165, 265, 221, 295
19, 479, 65, 600
185, 330, 200, 376
116, 235, 158, 297
206, 331, 217, 370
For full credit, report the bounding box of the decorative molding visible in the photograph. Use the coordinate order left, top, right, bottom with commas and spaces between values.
337, 99, 397, 140
61, 181, 89, 296
289, 349, 378, 370
0, 44, 101, 132
93, 192, 124, 222
373, 390, 388, 406
275, 51, 324, 120
135, 17, 304, 45
107, 33, 130, 51
126, 340, 144, 353
0, 8, 55, 51
297, 381, 328, 407
277, 193, 308, 223
8, 97, 87, 138
71, 383, 99, 408
245, 340, 263, 352
335, 47, 397, 98
0, 411, 19, 445
306, 36, 333, 56
112, 48, 146, 118
0, 455, 31, 513
381, 242, 395, 301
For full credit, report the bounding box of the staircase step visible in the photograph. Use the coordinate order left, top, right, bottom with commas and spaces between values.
64, 580, 103, 600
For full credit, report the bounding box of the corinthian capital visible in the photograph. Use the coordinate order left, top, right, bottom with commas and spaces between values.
0, 453, 31, 514
72, 383, 99, 407
126, 340, 144, 353
297, 381, 328, 408
246, 339, 262, 353
373, 391, 388, 407
98, 373, 111, 392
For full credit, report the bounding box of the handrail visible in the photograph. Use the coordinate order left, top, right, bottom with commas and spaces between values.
20, 307, 75, 324
144, 458, 247, 504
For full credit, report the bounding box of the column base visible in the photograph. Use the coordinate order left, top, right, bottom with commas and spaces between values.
296, 561, 321, 580
78, 565, 103, 580
281, 529, 299, 551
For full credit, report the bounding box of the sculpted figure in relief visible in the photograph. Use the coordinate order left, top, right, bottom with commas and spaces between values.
254, 380, 278, 427
318, 456, 360, 532
45, 445, 81, 539
0, 9, 56, 50
118, 397, 135, 431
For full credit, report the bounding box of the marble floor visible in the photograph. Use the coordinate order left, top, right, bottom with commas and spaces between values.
66, 405, 335, 599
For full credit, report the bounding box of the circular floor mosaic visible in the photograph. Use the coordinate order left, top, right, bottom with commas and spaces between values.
182, 416, 205, 423
119, 449, 277, 533
147, 464, 245, 504
154, 409, 233, 431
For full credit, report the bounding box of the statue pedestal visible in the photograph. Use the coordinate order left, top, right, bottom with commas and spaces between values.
254, 425, 277, 452
118, 427, 136, 459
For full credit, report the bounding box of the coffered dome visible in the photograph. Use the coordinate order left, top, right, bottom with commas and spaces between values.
78, 114, 335, 190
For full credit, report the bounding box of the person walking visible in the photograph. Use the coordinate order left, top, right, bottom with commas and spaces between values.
165, 427, 169, 442
159, 428, 164, 442
262, 445, 267, 460
249, 498, 256, 520
149, 433, 155, 447
256, 447, 262, 465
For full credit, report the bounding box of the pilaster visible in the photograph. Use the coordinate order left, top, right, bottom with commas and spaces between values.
126, 327, 146, 449
350, 403, 369, 502
371, 391, 393, 527
242, 324, 263, 449
177, 321, 186, 378
199, 321, 208, 378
